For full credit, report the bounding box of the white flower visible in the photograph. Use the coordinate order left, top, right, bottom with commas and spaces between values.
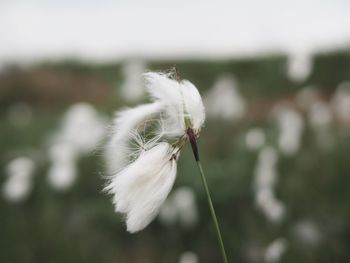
105, 142, 178, 233
144, 72, 205, 137
105, 102, 163, 174
105, 71, 205, 233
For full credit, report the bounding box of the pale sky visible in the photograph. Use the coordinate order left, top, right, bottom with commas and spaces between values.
0, 0, 350, 65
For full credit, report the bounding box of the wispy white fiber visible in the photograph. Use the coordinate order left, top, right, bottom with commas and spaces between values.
105, 71, 205, 233
144, 72, 205, 137
105, 142, 178, 233
2, 157, 35, 202
105, 102, 163, 174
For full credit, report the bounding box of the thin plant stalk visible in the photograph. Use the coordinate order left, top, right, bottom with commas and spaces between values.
187, 128, 228, 263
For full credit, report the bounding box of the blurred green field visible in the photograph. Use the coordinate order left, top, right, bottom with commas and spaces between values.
1, 50, 350, 263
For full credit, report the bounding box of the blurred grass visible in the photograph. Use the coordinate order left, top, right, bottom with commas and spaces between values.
1, 50, 350, 262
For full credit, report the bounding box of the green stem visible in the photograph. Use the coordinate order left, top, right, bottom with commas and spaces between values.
186, 128, 228, 263
196, 160, 228, 263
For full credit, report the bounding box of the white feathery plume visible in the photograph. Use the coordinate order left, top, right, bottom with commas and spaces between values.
105, 71, 205, 233
105, 102, 163, 174
106, 142, 178, 233
144, 72, 205, 138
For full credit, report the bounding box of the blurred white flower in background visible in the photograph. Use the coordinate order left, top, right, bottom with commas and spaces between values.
254, 147, 285, 223
47, 103, 106, 190
274, 106, 304, 155
287, 51, 313, 83
158, 195, 178, 226
295, 86, 320, 111
6, 102, 33, 127
179, 251, 199, 263
256, 189, 285, 223
308, 101, 332, 129
56, 103, 106, 154
308, 101, 334, 148
2, 157, 35, 202
47, 143, 78, 190
159, 186, 198, 229
332, 81, 350, 126
173, 187, 198, 228
255, 147, 278, 191
264, 238, 288, 263
121, 60, 146, 102
293, 220, 322, 246
296, 87, 334, 148
245, 128, 266, 151
204, 74, 245, 121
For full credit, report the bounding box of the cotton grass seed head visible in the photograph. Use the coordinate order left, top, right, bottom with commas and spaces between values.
104, 71, 205, 233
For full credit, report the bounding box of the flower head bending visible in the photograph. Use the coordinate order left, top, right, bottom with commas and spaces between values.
105, 71, 205, 232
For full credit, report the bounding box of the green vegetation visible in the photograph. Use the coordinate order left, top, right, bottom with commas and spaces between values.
1, 50, 350, 262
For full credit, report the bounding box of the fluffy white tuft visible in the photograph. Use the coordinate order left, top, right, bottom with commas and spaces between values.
105, 142, 177, 233
105, 71, 205, 233
143, 72, 205, 137
105, 102, 163, 174
180, 80, 206, 131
